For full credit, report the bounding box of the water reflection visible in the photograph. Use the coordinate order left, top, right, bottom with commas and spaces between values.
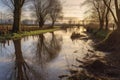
0, 28, 92, 80
9, 32, 62, 80
35, 33, 62, 66
11, 39, 46, 80
13, 39, 30, 80
49, 32, 62, 59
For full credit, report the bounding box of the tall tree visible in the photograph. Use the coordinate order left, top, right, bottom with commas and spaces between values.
93, 0, 106, 30
104, 0, 111, 30
103, 0, 120, 29
1, 0, 26, 32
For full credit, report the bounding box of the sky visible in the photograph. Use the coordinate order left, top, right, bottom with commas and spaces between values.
0, 0, 87, 20
61, 0, 86, 20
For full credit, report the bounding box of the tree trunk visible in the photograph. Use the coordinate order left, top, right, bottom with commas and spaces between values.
51, 20, 55, 28
105, 15, 109, 30
12, 2, 22, 33
38, 16, 44, 28
117, 22, 120, 30
99, 20, 104, 30
39, 21, 44, 28
117, 10, 120, 30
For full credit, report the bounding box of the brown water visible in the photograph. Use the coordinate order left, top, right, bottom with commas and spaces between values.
0, 27, 96, 80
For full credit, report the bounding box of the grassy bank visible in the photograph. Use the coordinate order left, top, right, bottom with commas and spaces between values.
92, 29, 111, 39
87, 28, 112, 42
0, 28, 60, 41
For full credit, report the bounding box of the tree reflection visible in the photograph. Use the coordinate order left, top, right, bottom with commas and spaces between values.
3, 33, 62, 80
12, 39, 30, 80
12, 39, 44, 80
49, 32, 62, 59
35, 34, 47, 67
35, 33, 62, 66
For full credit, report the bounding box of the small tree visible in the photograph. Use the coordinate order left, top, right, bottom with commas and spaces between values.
49, 0, 62, 28
32, 0, 52, 28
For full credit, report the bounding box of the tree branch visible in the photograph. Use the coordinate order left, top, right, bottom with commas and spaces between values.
103, 0, 118, 24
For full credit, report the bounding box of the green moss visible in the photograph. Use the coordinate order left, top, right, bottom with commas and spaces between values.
0, 28, 60, 41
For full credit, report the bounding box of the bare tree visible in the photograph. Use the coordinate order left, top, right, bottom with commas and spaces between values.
93, 0, 106, 30
1, 0, 27, 32
103, 0, 120, 29
96, 0, 120, 52
104, 0, 111, 30
82, 0, 108, 30
32, 0, 52, 28
49, 0, 62, 28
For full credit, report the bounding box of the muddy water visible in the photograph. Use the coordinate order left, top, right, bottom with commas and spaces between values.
0, 27, 96, 80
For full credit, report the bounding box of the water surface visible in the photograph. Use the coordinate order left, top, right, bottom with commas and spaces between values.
0, 27, 95, 80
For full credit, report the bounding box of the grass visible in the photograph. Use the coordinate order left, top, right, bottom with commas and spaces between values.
93, 29, 111, 39
0, 27, 60, 41
88, 28, 111, 40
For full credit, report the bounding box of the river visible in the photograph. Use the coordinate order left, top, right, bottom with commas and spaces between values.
0, 27, 99, 80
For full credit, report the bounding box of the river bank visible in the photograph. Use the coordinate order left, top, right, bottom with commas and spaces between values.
0, 27, 60, 41
61, 28, 120, 80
